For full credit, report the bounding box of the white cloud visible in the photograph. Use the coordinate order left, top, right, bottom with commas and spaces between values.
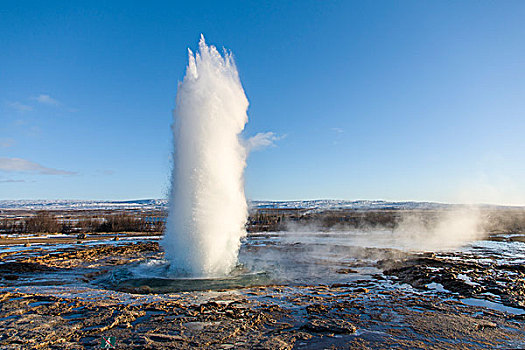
0, 179, 25, 183
331, 127, 344, 134
244, 132, 283, 152
35, 94, 60, 106
0, 138, 15, 148
8, 101, 33, 112
0, 157, 76, 175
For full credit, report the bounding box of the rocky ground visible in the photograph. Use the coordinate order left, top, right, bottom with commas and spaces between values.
0, 240, 524, 349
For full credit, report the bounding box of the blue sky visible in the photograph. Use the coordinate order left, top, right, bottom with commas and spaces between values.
1, 1, 524, 204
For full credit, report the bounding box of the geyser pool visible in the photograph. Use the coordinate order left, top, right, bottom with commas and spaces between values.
161, 36, 249, 277
100, 261, 271, 294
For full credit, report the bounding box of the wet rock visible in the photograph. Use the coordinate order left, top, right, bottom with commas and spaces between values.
306, 303, 328, 315
20, 242, 160, 269
184, 321, 219, 330
475, 320, 497, 330
2, 237, 525, 349
382, 251, 525, 311
4, 274, 19, 280
0, 262, 53, 273
145, 333, 185, 342
256, 335, 295, 350
301, 318, 356, 334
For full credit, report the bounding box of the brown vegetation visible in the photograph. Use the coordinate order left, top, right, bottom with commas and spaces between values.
249, 208, 525, 234
0, 211, 165, 235
1, 207, 524, 235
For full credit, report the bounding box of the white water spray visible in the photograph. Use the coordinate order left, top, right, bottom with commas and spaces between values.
162, 36, 249, 276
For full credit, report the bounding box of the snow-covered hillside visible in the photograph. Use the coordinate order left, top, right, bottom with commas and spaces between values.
0, 199, 518, 211
0, 199, 451, 211
0, 199, 168, 211
250, 199, 451, 211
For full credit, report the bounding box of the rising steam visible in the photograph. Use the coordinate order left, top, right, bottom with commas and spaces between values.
395, 206, 486, 250
162, 36, 249, 276
283, 206, 486, 252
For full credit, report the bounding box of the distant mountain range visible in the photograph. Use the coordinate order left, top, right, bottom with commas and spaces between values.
0, 199, 520, 211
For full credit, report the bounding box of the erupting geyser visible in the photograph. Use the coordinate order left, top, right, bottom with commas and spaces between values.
161, 36, 249, 277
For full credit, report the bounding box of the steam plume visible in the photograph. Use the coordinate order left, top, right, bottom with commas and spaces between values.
162, 36, 249, 276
